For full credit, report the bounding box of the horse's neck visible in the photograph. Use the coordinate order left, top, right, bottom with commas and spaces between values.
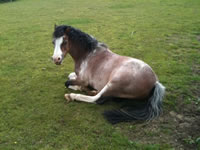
70, 44, 112, 74
69, 46, 89, 73
74, 59, 83, 73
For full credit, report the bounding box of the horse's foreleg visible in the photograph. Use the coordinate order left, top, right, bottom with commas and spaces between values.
68, 85, 82, 91
65, 79, 97, 95
66, 72, 98, 95
66, 72, 81, 90
65, 79, 81, 90
68, 72, 77, 80
65, 83, 111, 103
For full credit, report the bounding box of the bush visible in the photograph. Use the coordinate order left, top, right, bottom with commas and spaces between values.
0, 0, 15, 3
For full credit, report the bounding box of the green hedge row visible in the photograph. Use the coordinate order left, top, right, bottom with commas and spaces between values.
0, 0, 15, 3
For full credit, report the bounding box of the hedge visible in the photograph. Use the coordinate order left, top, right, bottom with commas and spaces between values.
0, 0, 15, 3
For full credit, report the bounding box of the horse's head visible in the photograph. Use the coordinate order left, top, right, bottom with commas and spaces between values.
52, 25, 70, 65
52, 25, 99, 65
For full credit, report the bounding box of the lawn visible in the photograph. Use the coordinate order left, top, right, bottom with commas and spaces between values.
0, 0, 200, 149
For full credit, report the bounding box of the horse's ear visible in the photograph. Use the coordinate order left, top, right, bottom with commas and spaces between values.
54, 24, 57, 30
66, 28, 70, 34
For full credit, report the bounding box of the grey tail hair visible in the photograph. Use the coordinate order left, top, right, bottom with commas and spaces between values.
103, 81, 166, 124
147, 81, 165, 120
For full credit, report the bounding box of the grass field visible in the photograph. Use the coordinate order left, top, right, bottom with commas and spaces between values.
0, 0, 200, 149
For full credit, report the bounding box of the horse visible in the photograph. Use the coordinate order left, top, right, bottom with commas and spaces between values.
51, 25, 165, 124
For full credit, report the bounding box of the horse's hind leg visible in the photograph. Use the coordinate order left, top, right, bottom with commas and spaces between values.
65, 83, 111, 103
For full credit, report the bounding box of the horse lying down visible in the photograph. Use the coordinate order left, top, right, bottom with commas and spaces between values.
51, 25, 165, 124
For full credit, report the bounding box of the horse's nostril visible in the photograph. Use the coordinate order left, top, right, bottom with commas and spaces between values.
58, 57, 61, 61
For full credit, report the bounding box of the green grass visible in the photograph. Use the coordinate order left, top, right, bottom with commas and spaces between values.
0, 0, 200, 149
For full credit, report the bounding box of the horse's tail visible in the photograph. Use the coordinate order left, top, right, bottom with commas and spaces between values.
103, 81, 165, 124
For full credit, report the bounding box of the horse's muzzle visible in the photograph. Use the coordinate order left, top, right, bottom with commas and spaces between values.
52, 56, 62, 65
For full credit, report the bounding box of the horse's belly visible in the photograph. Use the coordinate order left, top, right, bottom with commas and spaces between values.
89, 75, 110, 91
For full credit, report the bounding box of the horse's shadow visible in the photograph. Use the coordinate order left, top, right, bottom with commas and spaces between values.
96, 96, 148, 109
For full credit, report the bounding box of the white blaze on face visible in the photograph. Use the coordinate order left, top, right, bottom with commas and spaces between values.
52, 36, 64, 62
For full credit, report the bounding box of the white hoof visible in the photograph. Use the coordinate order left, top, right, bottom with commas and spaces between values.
64, 94, 73, 103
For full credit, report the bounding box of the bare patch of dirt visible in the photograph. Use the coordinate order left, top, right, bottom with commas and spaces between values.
192, 64, 200, 75
191, 64, 200, 99
117, 103, 200, 149
197, 35, 200, 42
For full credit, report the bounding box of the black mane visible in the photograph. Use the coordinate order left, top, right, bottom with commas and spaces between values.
53, 25, 99, 52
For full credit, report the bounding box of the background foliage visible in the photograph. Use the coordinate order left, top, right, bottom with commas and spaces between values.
0, 0, 15, 3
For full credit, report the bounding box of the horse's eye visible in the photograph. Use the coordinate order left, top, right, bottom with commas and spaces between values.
52, 41, 55, 45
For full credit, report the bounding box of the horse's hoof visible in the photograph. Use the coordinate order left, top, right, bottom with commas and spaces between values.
64, 94, 72, 103
65, 80, 71, 88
